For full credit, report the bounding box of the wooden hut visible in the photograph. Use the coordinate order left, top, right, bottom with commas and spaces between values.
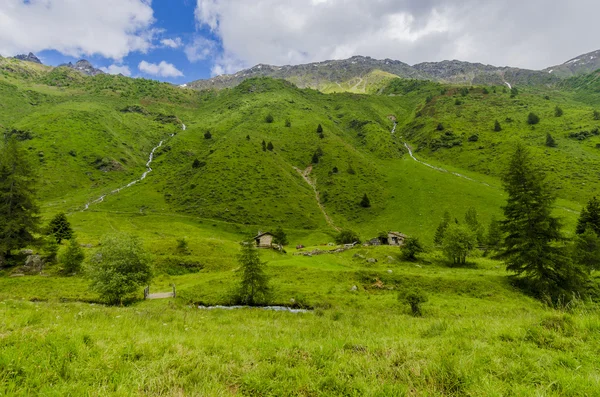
388, 232, 407, 246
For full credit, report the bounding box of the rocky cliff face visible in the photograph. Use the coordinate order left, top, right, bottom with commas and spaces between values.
13, 52, 42, 64
60, 60, 104, 76
544, 49, 600, 78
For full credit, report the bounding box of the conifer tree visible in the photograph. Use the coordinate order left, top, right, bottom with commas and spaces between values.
545, 133, 557, 148
464, 207, 484, 244
317, 124, 323, 133
494, 120, 502, 132
501, 144, 586, 299
61, 237, 85, 274
360, 193, 371, 208
576, 197, 600, 236
267, 141, 274, 151
433, 211, 451, 246
0, 136, 40, 257
486, 215, 503, 250
262, 140, 267, 152
236, 242, 270, 305
47, 212, 73, 244
573, 228, 600, 272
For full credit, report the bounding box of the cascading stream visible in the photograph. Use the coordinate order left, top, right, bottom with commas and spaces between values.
83, 123, 185, 210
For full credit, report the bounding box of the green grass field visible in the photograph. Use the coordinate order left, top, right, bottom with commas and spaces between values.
1, 58, 600, 395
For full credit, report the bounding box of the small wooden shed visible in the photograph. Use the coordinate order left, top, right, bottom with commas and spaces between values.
388, 232, 407, 246
254, 231, 274, 248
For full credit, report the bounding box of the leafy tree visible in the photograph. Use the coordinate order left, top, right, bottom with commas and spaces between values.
494, 120, 502, 132
399, 289, 428, 316
88, 233, 152, 305
360, 193, 371, 208
47, 212, 73, 244
316, 124, 323, 133
335, 229, 361, 245
576, 197, 600, 235
433, 211, 451, 246
464, 207, 484, 245
401, 237, 424, 260
572, 228, 600, 272
61, 237, 85, 274
265, 114, 274, 123
272, 226, 288, 246
554, 106, 563, 117
501, 144, 586, 299
442, 224, 477, 266
545, 133, 557, 148
236, 242, 270, 305
486, 216, 503, 251
0, 136, 40, 257
204, 130, 212, 139
527, 112, 540, 125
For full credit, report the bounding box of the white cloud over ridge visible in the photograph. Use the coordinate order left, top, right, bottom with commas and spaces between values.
100, 64, 132, 76
0, 0, 155, 59
138, 60, 184, 77
195, 0, 600, 75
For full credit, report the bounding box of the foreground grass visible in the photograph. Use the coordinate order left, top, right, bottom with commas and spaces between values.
2, 248, 599, 396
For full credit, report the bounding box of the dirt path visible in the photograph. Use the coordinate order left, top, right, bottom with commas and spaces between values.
294, 165, 340, 231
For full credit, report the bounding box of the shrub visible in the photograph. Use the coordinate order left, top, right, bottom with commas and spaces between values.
267, 142, 274, 151
204, 130, 212, 139
317, 124, 323, 133
545, 133, 557, 148
60, 237, 84, 274
176, 238, 190, 255
335, 229, 361, 245
87, 233, 152, 305
347, 166, 356, 175
262, 140, 267, 152
468, 135, 479, 142
399, 289, 428, 316
272, 226, 288, 247
554, 106, 563, 117
436, 123, 444, 131
401, 237, 424, 260
527, 112, 540, 125
265, 114, 274, 123
442, 224, 476, 266
594, 110, 600, 120
454, 99, 462, 106
285, 119, 291, 127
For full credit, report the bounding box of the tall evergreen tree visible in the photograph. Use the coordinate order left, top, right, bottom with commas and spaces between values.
486, 215, 503, 250
501, 144, 586, 299
267, 141, 274, 151
545, 133, 557, 148
236, 242, 270, 305
360, 193, 371, 208
47, 212, 73, 244
0, 136, 40, 257
61, 237, 85, 274
316, 124, 323, 133
493, 120, 502, 132
576, 197, 600, 236
573, 228, 600, 272
433, 211, 451, 246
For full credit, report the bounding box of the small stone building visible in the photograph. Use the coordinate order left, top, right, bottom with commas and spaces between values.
254, 231, 274, 248
388, 232, 407, 246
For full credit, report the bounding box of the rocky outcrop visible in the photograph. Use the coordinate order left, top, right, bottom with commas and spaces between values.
13, 52, 42, 64
544, 49, 600, 78
22, 254, 43, 274
60, 59, 104, 76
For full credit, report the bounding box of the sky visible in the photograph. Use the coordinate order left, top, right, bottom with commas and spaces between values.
0, 0, 598, 84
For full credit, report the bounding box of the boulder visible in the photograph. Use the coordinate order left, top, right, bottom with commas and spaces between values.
366, 258, 378, 263
350, 285, 358, 291
21, 249, 34, 255
23, 255, 43, 273
386, 256, 395, 263
387, 269, 393, 274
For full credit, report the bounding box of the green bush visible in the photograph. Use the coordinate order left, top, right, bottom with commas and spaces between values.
335, 229, 361, 245
60, 237, 84, 274
399, 289, 428, 316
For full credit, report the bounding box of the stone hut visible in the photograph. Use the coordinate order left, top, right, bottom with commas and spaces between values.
254, 231, 274, 248
388, 232, 407, 246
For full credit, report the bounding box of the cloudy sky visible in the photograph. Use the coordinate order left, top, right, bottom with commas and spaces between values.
0, 0, 597, 83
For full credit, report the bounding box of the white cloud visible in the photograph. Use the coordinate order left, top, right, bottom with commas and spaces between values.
138, 60, 184, 77
194, 0, 600, 72
0, 0, 156, 60
100, 64, 132, 76
184, 36, 218, 62
161, 38, 183, 49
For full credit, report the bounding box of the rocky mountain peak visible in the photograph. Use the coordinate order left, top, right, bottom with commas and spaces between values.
59, 59, 104, 76
13, 52, 42, 64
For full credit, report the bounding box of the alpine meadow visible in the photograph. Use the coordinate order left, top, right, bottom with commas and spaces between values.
2, 28, 600, 396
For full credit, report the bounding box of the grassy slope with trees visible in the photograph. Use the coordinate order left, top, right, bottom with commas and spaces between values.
2, 57, 600, 395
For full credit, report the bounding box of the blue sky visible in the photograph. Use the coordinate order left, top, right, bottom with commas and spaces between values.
1, 0, 598, 85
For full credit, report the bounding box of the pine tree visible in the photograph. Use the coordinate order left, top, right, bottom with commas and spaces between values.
61, 237, 85, 274
576, 197, 600, 235
267, 141, 274, 151
545, 133, 557, 148
573, 228, 600, 272
47, 212, 73, 244
316, 124, 323, 133
464, 207, 484, 244
311, 152, 319, 164
433, 211, 451, 246
204, 130, 212, 139
262, 140, 267, 152
486, 216, 503, 250
0, 136, 40, 257
501, 144, 585, 299
360, 193, 371, 208
494, 120, 502, 132
236, 242, 270, 305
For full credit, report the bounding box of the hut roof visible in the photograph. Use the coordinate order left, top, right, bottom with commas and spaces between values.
388, 231, 408, 238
